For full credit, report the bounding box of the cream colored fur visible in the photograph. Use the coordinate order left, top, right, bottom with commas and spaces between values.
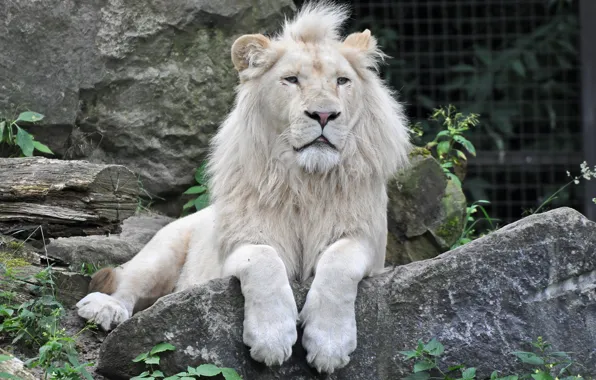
76, 2, 411, 373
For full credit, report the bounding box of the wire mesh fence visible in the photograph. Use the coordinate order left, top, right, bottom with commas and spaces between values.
332, 0, 584, 224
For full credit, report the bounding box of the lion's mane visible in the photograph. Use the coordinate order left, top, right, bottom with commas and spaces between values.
207, 3, 412, 280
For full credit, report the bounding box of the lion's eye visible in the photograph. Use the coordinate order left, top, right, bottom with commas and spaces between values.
337, 77, 350, 85
284, 76, 299, 84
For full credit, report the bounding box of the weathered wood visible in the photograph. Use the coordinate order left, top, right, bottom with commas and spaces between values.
0, 158, 139, 238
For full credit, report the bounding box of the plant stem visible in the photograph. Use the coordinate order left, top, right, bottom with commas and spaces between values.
533, 180, 574, 214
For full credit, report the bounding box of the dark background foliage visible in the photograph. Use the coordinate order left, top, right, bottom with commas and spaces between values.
297, 0, 585, 224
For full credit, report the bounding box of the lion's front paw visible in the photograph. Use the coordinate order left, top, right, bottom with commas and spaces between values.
243, 285, 298, 366
76, 292, 130, 331
300, 291, 357, 373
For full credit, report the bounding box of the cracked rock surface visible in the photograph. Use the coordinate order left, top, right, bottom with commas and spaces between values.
0, 0, 295, 202
98, 207, 596, 379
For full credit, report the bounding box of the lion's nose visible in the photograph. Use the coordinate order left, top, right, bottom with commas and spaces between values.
305, 111, 340, 128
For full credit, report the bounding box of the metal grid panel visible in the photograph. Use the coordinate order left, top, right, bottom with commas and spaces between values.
344, 0, 583, 224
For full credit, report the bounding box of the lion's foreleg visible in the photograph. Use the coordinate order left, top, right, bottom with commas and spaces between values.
223, 244, 298, 366
299, 238, 373, 373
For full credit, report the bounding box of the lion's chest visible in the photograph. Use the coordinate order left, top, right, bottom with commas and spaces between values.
271, 201, 352, 281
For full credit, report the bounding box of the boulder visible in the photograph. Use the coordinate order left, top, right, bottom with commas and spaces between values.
97, 207, 596, 379
46, 213, 174, 268
386, 148, 467, 265
0, 0, 295, 205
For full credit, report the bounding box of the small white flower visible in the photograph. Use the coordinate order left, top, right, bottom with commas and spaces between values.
566, 171, 571, 177
574, 179, 580, 185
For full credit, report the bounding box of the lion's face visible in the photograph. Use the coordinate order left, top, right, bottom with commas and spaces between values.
259, 43, 361, 173
229, 22, 409, 177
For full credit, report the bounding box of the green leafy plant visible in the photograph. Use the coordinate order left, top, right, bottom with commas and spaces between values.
0, 268, 64, 348
27, 322, 95, 380
451, 200, 498, 249
0, 111, 53, 157
79, 262, 104, 276
182, 162, 210, 214
410, 105, 494, 249
400, 337, 586, 380
424, 105, 480, 188
399, 338, 477, 380
441, 1, 578, 152
0, 264, 94, 379
131, 343, 242, 380
510, 336, 585, 380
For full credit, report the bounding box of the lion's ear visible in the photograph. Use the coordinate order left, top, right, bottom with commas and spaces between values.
343, 29, 376, 52
231, 34, 271, 72
342, 29, 384, 71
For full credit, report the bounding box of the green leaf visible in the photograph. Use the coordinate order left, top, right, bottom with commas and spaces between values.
446, 172, 462, 187
435, 130, 451, 139
399, 350, 419, 360
448, 365, 465, 372
150, 342, 176, 355
462, 367, 477, 379
182, 199, 195, 210
0, 373, 21, 380
195, 163, 208, 183
152, 370, 165, 378
183, 185, 207, 195
404, 372, 431, 380
550, 351, 571, 358
220, 368, 243, 380
474, 46, 492, 65
0, 121, 6, 143
33, 140, 53, 154
194, 193, 209, 211
450, 64, 477, 73
194, 363, 223, 376
16, 111, 44, 123
511, 59, 526, 77
423, 339, 444, 356
132, 352, 149, 363
413, 360, 436, 373
144, 356, 160, 365
523, 52, 540, 71
437, 140, 450, 157
455, 149, 467, 161
16, 127, 34, 156
531, 371, 554, 380
0, 355, 12, 363
453, 135, 476, 156
131, 371, 151, 380
512, 351, 545, 365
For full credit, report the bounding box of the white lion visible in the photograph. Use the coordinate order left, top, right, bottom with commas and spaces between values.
76, 2, 411, 373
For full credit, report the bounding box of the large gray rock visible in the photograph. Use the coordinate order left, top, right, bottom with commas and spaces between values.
97, 207, 596, 379
0, 0, 295, 202
46, 213, 173, 268
386, 149, 467, 265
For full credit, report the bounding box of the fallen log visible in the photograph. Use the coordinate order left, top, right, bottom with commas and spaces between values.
0, 158, 139, 238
